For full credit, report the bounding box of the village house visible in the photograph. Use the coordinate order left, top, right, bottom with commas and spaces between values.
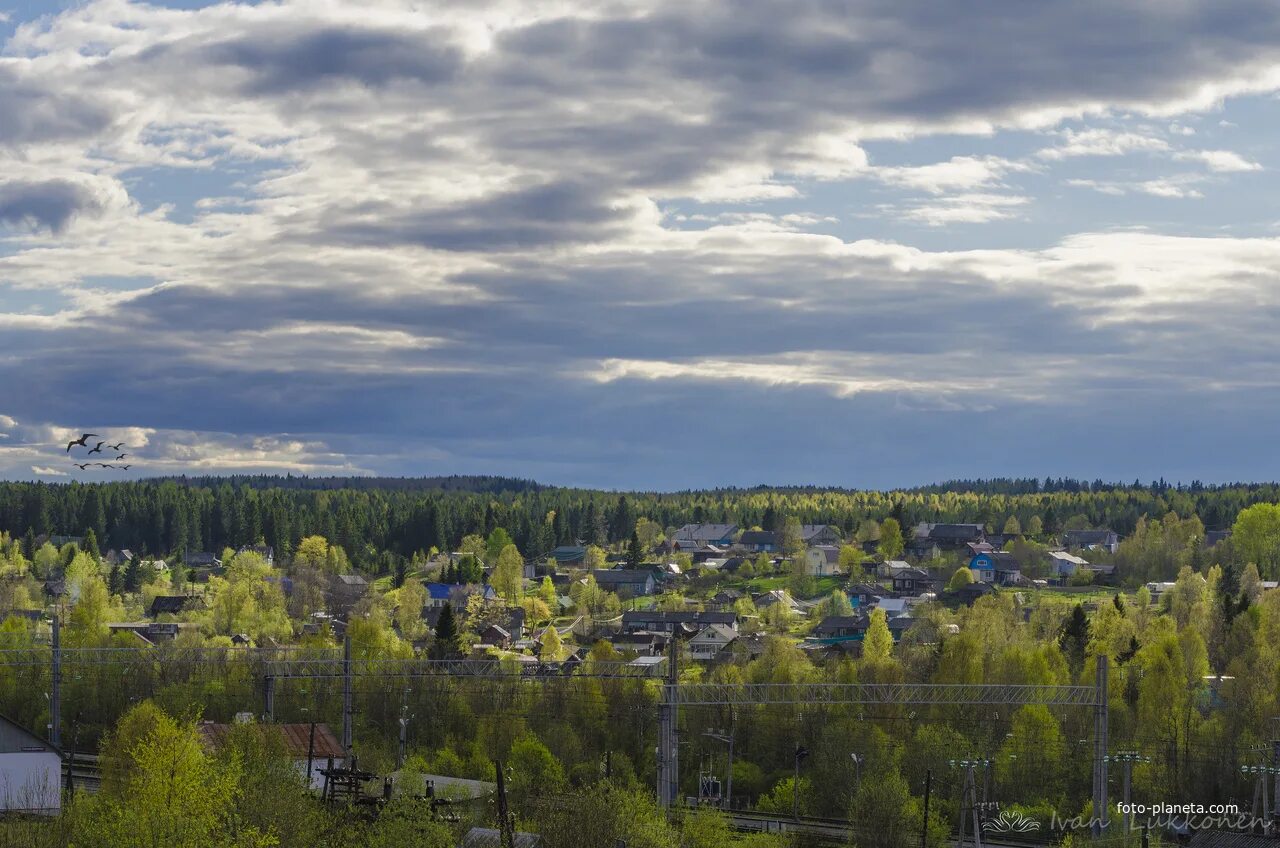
916, 523, 987, 550
803, 545, 842, 576
1047, 550, 1090, 577
670, 523, 739, 547
548, 546, 587, 568
891, 568, 937, 594
800, 524, 843, 546
687, 623, 738, 661
609, 631, 666, 657
109, 621, 196, 644
846, 582, 890, 607
147, 594, 202, 619
809, 613, 869, 643
589, 568, 656, 598
327, 573, 369, 615
736, 530, 777, 552
619, 610, 737, 635
1062, 529, 1120, 553
968, 551, 1023, 586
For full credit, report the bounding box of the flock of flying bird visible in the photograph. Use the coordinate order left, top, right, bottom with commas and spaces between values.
65, 433, 132, 471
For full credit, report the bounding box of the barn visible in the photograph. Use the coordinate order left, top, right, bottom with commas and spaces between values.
0, 714, 62, 814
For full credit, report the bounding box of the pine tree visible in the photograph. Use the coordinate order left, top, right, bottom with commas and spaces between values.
124, 555, 142, 593
1059, 604, 1090, 672
627, 531, 643, 569
83, 529, 101, 562
108, 563, 122, 596
433, 603, 458, 658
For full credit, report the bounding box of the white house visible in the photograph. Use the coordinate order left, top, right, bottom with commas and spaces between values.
0, 714, 61, 815
1048, 551, 1090, 577
877, 560, 913, 578
687, 623, 738, 660
804, 546, 842, 576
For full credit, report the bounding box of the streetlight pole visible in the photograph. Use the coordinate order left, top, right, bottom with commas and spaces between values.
851, 753, 864, 796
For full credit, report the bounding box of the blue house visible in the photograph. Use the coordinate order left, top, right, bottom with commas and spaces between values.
968, 551, 1023, 586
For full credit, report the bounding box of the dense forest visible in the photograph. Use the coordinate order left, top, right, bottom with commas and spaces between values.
0, 477, 1274, 572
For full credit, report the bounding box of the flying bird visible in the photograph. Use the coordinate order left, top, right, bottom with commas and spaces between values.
74, 463, 91, 470
65, 433, 99, 452
87, 442, 105, 455
114, 454, 128, 460
107, 442, 125, 451
120, 465, 131, 470
96, 463, 116, 469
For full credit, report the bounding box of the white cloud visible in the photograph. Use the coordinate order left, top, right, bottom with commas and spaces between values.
892, 193, 1030, 226
1173, 149, 1262, 172
31, 466, 67, 476
870, 156, 1031, 194
1066, 177, 1204, 199
1037, 128, 1170, 159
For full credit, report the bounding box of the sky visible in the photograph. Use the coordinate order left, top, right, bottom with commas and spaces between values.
2, 0, 1280, 490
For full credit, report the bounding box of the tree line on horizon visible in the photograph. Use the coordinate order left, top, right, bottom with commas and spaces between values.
0, 477, 1278, 577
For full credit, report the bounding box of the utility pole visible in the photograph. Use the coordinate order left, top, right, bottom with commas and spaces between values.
342, 632, 353, 761
305, 719, 317, 792
851, 752, 864, 797
1093, 655, 1110, 839
1242, 764, 1278, 829
1109, 752, 1148, 841
658, 637, 679, 809
1272, 735, 1280, 833
951, 759, 984, 848
49, 615, 61, 748
264, 674, 275, 722
494, 759, 515, 848
920, 769, 932, 848
396, 687, 410, 770
793, 744, 809, 821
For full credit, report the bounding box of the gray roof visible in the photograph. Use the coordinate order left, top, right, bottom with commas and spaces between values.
1064, 529, 1117, 544
927, 524, 986, 541
673, 523, 738, 542
592, 569, 653, 586
0, 712, 59, 756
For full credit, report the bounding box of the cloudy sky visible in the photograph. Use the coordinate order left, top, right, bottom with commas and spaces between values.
2, 0, 1280, 489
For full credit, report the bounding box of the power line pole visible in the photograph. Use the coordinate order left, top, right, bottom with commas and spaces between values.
49, 615, 61, 748
658, 636, 679, 809
793, 744, 809, 821
1272, 733, 1280, 834
1093, 655, 1110, 839
951, 758, 984, 848
494, 759, 516, 848
1109, 751, 1148, 842
342, 632, 353, 761
396, 687, 410, 770
264, 674, 275, 722
920, 769, 932, 848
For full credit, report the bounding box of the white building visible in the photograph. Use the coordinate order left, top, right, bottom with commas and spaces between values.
687, 623, 738, 660
804, 546, 841, 576
0, 714, 61, 815
1048, 551, 1091, 577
